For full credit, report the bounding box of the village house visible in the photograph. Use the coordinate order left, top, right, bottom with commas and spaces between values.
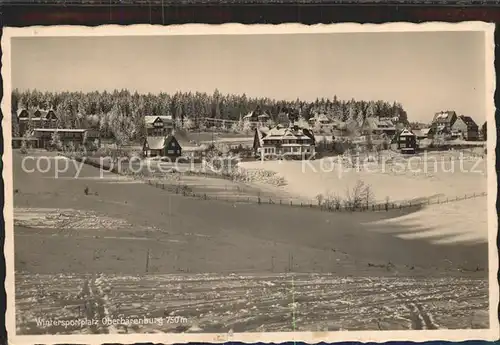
451, 115, 479, 141
145, 115, 174, 137
308, 113, 331, 126
330, 119, 346, 131
17, 108, 58, 137
33, 128, 87, 150
242, 111, 260, 129
428, 111, 458, 138
392, 128, 417, 154
412, 128, 431, 141
253, 123, 316, 160
143, 135, 182, 158
481, 121, 487, 141
243, 111, 271, 128
361, 117, 396, 137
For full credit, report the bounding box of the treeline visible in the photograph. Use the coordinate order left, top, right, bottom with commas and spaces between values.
12, 88, 409, 140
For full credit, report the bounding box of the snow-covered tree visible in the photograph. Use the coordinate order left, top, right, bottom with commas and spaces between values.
242, 120, 253, 135
183, 118, 195, 131
50, 131, 63, 151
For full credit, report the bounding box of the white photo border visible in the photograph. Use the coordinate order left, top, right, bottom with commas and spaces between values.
2, 22, 498, 344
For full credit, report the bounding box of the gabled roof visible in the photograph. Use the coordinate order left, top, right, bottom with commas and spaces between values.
145, 136, 165, 150
145, 135, 181, 150
459, 115, 478, 128
164, 135, 181, 148
262, 124, 315, 141
243, 111, 257, 120
317, 113, 330, 122
378, 119, 395, 128
398, 128, 416, 137
17, 108, 56, 120
413, 128, 431, 138
432, 111, 456, 124
412, 129, 429, 138
145, 115, 173, 125
255, 127, 268, 142
17, 109, 28, 117
309, 113, 331, 123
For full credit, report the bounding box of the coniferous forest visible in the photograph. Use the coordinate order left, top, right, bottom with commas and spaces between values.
12, 88, 409, 140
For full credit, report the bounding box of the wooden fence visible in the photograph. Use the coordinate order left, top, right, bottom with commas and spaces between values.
67, 152, 488, 214
143, 177, 487, 213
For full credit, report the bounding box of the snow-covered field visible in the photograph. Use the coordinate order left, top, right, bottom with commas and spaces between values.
239, 152, 487, 204
239, 151, 490, 246
365, 197, 488, 245
16, 273, 488, 334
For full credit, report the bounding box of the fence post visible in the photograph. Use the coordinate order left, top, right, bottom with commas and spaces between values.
280, 199, 282, 205
290, 200, 293, 206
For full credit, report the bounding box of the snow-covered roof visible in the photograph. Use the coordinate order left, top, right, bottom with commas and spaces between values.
145, 115, 173, 125
33, 128, 85, 133
262, 124, 314, 141
243, 111, 255, 119
145, 136, 165, 150
317, 114, 330, 122
398, 128, 415, 137
433, 111, 456, 124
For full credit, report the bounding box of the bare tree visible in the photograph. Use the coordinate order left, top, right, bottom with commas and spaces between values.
345, 180, 375, 210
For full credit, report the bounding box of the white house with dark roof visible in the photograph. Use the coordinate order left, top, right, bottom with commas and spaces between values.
32, 128, 87, 149
429, 111, 458, 138
361, 117, 396, 137
253, 123, 316, 160
308, 113, 331, 126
